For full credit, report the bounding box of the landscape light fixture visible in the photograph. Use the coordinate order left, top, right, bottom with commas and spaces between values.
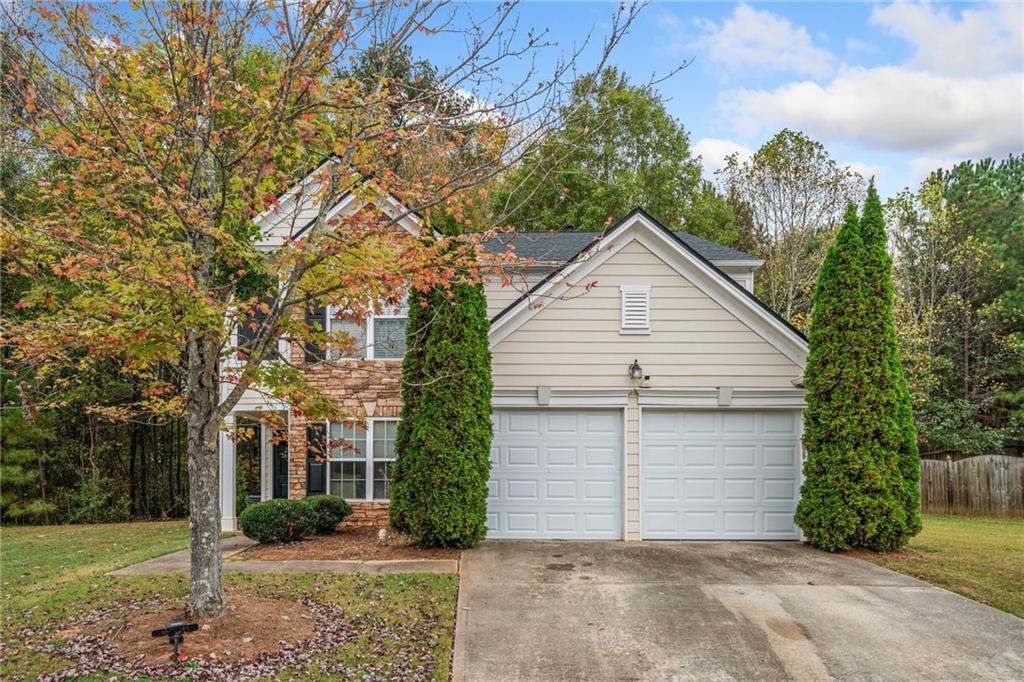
152, 621, 199, 662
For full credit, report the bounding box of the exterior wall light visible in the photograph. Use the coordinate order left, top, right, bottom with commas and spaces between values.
628, 359, 643, 381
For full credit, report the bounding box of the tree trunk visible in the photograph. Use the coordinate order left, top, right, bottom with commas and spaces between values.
186, 333, 226, 620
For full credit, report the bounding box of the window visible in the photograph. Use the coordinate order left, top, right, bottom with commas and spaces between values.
327, 419, 399, 501
619, 285, 651, 334
372, 317, 407, 359
372, 420, 398, 499
329, 317, 367, 360
324, 305, 407, 360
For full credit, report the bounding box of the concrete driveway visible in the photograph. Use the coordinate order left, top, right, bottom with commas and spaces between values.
453, 541, 1023, 681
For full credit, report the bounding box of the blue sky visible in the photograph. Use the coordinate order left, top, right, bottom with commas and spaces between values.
413, 2, 1023, 199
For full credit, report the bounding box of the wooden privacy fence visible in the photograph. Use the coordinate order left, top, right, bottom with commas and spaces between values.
920, 455, 1024, 516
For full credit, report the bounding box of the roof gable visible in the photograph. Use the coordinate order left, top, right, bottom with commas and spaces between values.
488, 208, 807, 367
253, 158, 423, 247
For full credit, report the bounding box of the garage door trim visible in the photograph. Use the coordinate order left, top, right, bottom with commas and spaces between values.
639, 406, 804, 540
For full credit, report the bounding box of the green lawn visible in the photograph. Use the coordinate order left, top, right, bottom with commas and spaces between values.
853, 514, 1024, 618
0, 521, 458, 681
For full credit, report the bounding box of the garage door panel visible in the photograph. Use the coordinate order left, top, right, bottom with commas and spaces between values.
683, 412, 716, 434
546, 447, 577, 466
506, 479, 539, 500
764, 445, 797, 467
507, 412, 540, 432
723, 445, 756, 467
546, 413, 578, 432
585, 446, 617, 466
642, 410, 800, 540
507, 446, 539, 466
489, 409, 622, 540
724, 478, 756, 500
683, 445, 716, 467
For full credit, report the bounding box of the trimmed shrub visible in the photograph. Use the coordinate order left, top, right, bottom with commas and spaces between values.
305, 494, 352, 534
390, 276, 493, 548
238, 498, 313, 543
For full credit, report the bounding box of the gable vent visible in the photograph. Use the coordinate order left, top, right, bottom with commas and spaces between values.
620, 285, 651, 335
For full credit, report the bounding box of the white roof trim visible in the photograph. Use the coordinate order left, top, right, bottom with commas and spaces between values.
488, 211, 808, 367
252, 156, 340, 232
299, 189, 423, 240
254, 177, 424, 248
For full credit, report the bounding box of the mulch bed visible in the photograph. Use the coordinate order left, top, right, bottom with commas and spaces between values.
26, 591, 354, 681
235, 528, 461, 561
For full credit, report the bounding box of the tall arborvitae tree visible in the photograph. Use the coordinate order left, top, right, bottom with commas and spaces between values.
859, 184, 922, 542
795, 204, 909, 551
391, 275, 493, 548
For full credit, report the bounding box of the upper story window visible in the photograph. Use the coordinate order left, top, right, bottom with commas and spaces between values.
304, 303, 408, 362
619, 285, 651, 335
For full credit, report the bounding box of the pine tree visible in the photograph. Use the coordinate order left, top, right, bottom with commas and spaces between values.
858, 184, 922, 543
0, 373, 57, 522
795, 204, 908, 550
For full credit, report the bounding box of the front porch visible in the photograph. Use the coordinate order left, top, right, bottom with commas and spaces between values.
218, 409, 393, 532
218, 409, 291, 531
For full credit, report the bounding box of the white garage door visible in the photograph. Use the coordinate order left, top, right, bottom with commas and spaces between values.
641, 410, 801, 539
487, 409, 622, 539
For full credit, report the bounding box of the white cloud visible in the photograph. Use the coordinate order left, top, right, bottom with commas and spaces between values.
908, 157, 962, 183
871, 2, 1023, 77
693, 138, 753, 175
724, 66, 1023, 158
693, 4, 834, 78
843, 161, 885, 185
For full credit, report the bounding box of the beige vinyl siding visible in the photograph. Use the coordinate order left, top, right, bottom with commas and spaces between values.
490, 238, 802, 541
484, 267, 554, 319
490, 240, 802, 390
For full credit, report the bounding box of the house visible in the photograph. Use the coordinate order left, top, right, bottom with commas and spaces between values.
219, 162, 808, 541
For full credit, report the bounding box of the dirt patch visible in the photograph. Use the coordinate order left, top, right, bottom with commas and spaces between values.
234, 528, 461, 561
64, 593, 315, 666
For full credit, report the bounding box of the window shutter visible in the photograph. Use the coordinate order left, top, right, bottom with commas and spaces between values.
306, 423, 327, 495
304, 302, 327, 363
237, 296, 278, 360
620, 286, 651, 334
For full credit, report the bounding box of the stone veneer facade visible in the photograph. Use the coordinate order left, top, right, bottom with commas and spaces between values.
286, 339, 401, 530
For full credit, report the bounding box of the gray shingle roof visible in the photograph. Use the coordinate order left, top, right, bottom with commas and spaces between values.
484, 230, 757, 264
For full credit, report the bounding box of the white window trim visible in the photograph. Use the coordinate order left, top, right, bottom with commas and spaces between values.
326, 418, 399, 501
619, 285, 651, 335
327, 305, 408, 361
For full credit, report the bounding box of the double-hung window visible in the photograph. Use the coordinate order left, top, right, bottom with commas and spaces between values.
326, 304, 408, 360
328, 419, 399, 501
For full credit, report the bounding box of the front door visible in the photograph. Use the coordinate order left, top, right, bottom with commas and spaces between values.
272, 430, 289, 499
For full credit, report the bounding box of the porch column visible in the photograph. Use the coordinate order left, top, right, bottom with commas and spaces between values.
219, 415, 237, 531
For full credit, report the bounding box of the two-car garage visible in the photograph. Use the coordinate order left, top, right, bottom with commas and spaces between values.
486, 408, 801, 541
